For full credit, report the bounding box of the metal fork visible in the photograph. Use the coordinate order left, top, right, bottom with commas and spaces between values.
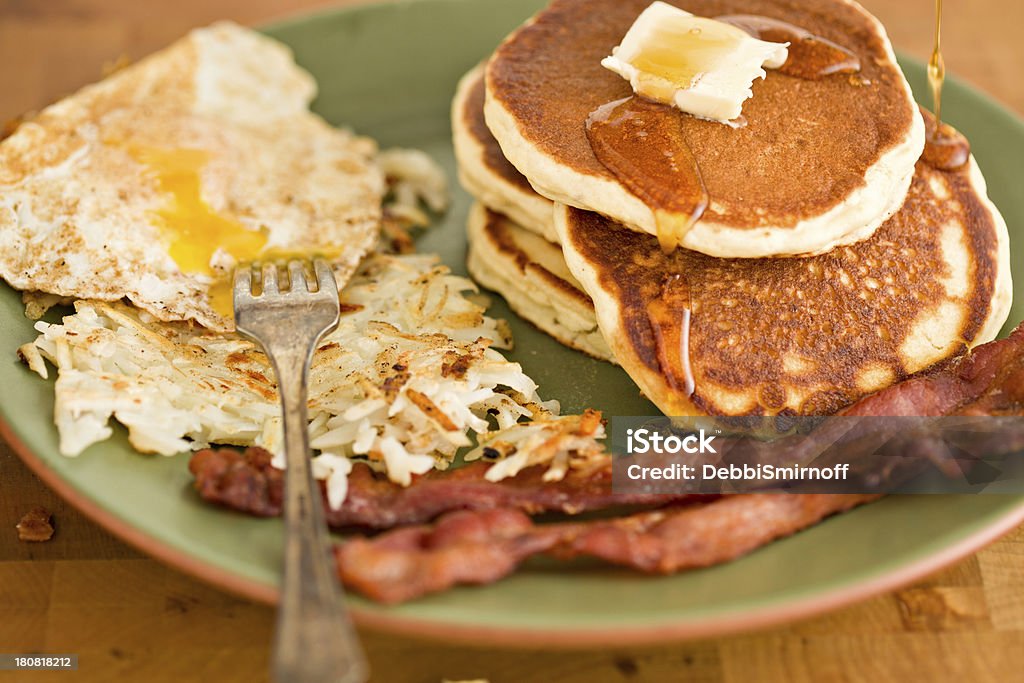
234, 259, 368, 683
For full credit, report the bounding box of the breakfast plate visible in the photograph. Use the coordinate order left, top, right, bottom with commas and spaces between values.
3, 0, 1024, 646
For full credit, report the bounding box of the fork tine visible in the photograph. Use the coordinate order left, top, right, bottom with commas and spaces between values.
288, 260, 309, 293
313, 259, 337, 298
262, 262, 280, 295
234, 263, 253, 299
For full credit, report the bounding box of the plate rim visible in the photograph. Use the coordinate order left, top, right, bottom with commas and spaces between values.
5, 0, 1024, 648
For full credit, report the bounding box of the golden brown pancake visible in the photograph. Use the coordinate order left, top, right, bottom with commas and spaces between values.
455, 70, 609, 358
466, 203, 613, 362
556, 150, 1012, 416
486, 0, 925, 258
452, 66, 557, 241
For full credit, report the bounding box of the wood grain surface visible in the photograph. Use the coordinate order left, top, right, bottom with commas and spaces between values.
2, 0, 1024, 681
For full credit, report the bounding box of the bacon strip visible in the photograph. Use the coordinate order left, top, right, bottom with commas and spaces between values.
189, 448, 687, 530
335, 494, 876, 603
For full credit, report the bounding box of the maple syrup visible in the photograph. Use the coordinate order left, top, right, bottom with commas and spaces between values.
717, 15, 861, 79
921, 108, 970, 170
928, 0, 945, 129
586, 96, 708, 253
922, 0, 970, 171
646, 273, 695, 397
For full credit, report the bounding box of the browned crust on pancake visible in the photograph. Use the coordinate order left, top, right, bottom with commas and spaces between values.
464, 73, 535, 194
564, 160, 999, 416
488, 0, 917, 229
481, 209, 594, 311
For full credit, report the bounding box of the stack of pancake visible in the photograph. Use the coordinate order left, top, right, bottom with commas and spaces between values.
454, 0, 1012, 417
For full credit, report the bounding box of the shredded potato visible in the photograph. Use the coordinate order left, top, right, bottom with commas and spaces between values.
20, 253, 606, 507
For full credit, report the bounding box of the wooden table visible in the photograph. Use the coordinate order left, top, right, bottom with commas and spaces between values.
2, 0, 1024, 680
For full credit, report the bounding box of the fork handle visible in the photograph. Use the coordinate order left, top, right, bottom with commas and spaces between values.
271, 347, 367, 683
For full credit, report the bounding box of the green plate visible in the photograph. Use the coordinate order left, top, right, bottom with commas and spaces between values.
3, 0, 1024, 646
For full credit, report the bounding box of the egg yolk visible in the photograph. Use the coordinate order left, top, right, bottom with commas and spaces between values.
127, 146, 349, 319
128, 146, 269, 275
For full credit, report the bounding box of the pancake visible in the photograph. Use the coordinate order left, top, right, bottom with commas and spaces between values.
455, 70, 611, 359
555, 150, 1013, 416
466, 203, 614, 362
0, 22, 384, 331
486, 0, 925, 258
453, 66, 557, 242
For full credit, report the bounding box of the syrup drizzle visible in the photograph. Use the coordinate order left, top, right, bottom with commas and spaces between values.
586, 97, 708, 254
646, 273, 695, 397
716, 15, 862, 79
928, 0, 945, 129
921, 0, 970, 171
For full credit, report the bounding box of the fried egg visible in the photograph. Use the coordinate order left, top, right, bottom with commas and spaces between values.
0, 22, 384, 331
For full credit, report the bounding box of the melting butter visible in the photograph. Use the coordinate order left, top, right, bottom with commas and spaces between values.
602, 1, 788, 123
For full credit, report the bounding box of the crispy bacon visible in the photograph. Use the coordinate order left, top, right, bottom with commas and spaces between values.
335, 494, 876, 603
189, 447, 686, 530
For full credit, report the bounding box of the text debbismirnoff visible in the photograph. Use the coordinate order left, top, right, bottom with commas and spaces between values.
623, 428, 851, 482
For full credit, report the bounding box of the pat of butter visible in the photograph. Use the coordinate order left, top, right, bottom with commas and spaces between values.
602, 2, 789, 124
